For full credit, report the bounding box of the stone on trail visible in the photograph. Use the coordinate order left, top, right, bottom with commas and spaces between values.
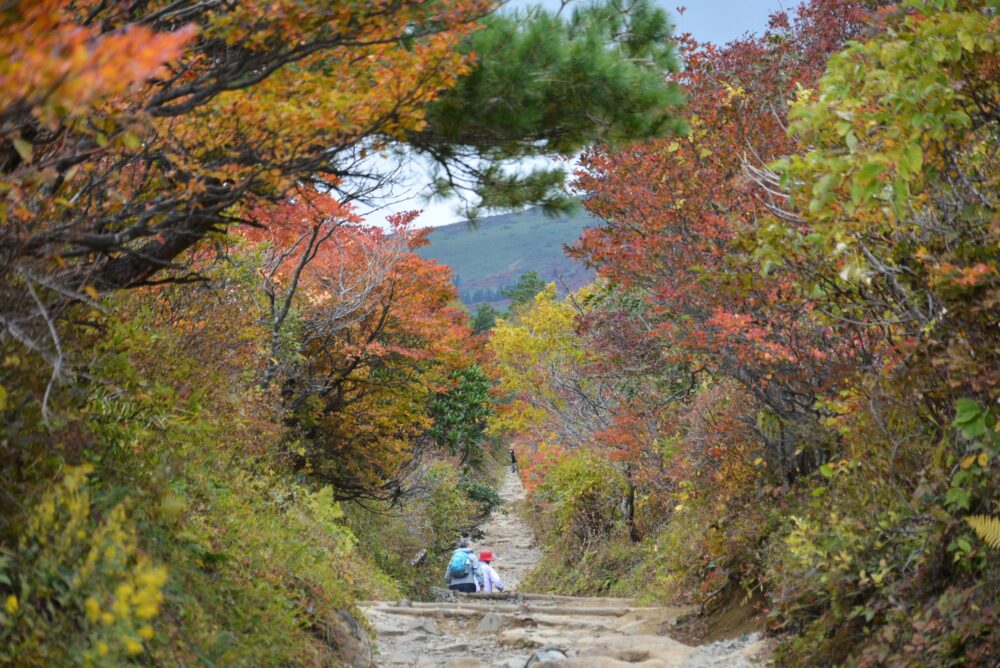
445, 659, 488, 668
439, 642, 471, 652
498, 627, 544, 649
324, 608, 373, 667
412, 619, 440, 635
523, 644, 568, 666
477, 611, 510, 633
360, 471, 771, 667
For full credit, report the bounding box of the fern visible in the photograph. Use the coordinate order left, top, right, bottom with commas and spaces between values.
965, 515, 1000, 550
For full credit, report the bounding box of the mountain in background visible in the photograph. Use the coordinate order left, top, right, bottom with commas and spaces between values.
414, 207, 597, 307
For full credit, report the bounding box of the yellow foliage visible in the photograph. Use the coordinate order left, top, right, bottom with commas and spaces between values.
965, 515, 1000, 550
0, 466, 167, 666
487, 284, 593, 434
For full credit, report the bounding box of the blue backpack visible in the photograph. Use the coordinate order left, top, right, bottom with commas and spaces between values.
448, 550, 472, 577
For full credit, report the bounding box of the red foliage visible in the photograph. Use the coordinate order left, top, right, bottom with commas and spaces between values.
571, 0, 877, 453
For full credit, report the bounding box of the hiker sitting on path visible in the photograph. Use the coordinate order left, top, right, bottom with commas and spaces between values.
444, 537, 484, 593
478, 550, 504, 593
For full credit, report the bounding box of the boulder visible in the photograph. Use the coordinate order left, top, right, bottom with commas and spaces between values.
477, 612, 509, 633
325, 608, 373, 667
524, 644, 568, 666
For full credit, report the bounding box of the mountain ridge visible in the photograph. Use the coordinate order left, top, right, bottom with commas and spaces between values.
413, 207, 597, 305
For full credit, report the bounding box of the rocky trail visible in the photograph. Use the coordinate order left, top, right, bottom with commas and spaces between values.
361, 472, 769, 667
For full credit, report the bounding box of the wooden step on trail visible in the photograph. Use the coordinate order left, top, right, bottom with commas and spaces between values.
370, 603, 645, 618
361, 471, 770, 667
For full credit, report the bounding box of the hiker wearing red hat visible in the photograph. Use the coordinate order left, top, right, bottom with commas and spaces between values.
478, 549, 504, 593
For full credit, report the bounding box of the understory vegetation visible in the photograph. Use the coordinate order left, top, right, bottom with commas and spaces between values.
492, 1, 1000, 665
0, 254, 510, 665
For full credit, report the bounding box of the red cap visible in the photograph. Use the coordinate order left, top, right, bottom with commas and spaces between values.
479, 550, 493, 562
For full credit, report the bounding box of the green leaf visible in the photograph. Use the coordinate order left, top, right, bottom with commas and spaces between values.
819, 463, 834, 479
845, 131, 858, 153
900, 143, 922, 176
856, 162, 885, 184
961, 418, 987, 439
945, 486, 971, 511
122, 132, 142, 150
12, 138, 32, 163
957, 31, 974, 52
954, 398, 988, 440
953, 398, 982, 426
892, 178, 910, 203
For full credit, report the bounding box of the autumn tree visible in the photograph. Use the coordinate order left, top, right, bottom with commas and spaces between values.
753, 2, 997, 662
239, 186, 363, 385
545, 1, 999, 662
764, 0, 999, 416
488, 283, 686, 540
572, 0, 877, 477
1, 0, 685, 407
272, 226, 472, 500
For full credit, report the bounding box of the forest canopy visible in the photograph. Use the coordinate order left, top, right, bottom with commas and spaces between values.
494, 0, 999, 664
0, 1, 684, 664
1, 0, 998, 665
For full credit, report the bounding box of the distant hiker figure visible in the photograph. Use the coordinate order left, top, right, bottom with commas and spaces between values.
509, 448, 517, 473
478, 549, 504, 593
445, 537, 484, 593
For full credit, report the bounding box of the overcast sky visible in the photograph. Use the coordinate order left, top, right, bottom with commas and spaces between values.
365, 0, 798, 229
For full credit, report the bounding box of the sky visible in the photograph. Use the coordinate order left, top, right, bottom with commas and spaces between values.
513, 0, 797, 46
363, 0, 797, 229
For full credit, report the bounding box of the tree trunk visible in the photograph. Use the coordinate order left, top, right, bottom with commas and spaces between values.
625, 465, 639, 543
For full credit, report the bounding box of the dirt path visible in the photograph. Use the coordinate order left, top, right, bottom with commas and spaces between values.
361, 472, 769, 667
471, 467, 540, 593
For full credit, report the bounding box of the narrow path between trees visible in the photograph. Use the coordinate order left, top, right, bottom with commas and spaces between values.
361, 471, 769, 667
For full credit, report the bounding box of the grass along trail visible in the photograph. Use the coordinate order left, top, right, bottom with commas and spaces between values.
361, 472, 770, 667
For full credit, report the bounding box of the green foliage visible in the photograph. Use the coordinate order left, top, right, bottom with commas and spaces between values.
944, 400, 998, 517
422, 464, 480, 548
470, 303, 500, 334
0, 466, 168, 666
415, 0, 685, 215
429, 365, 494, 468
457, 475, 504, 519
521, 533, 646, 597
501, 271, 548, 310
0, 254, 405, 666
535, 451, 625, 549
781, 0, 998, 221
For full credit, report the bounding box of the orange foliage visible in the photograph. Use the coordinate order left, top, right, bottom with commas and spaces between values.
0, 0, 194, 124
